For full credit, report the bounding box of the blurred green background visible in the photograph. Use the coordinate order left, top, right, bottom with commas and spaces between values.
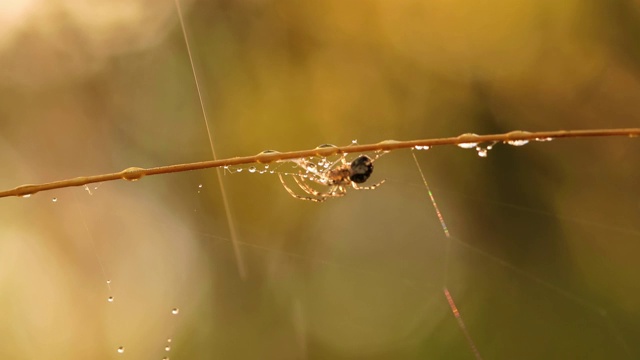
0, 0, 639, 359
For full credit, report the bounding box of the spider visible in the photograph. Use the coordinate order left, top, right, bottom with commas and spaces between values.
278, 154, 385, 202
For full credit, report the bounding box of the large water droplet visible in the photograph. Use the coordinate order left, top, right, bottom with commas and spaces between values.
456, 133, 480, 149
257, 149, 280, 155
52, 197, 58, 202
121, 167, 145, 181
107, 296, 114, 302
171, 308, 179, 315
117, 346, 125, 354
535, 137, 553, 142
165, 346, 171, 352
248, 166, 257, 173
506, 139, 529, 146
106, 280, 111, 284
476, 148, 488, 157
315, 144, 338, 149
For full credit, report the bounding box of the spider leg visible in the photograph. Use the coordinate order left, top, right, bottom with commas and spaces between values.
351, 179, 385, 190
278, 173, 325, 202
293, 175, 324, 197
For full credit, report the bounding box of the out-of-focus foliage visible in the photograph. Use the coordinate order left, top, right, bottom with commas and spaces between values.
0, 0, 639, 359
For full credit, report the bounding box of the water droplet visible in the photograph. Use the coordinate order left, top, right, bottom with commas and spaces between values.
535, 137, 553, 142
257, 149, 280, 155
263, 164, 269, 169
121, 167, 145, 181
456, 133, 480, 149
315, 144, 338, 149
351, 139, 358, 145
476, 148, 488, 157
117, 346, 125, 354
269, 170, 275, 174
506, 139, 529, 146
198, 184, 203, 188
52, 197, 58, 202
376, 139, 400, 145
163, 357, 169, 360
458, 142, 478, 149
167, 338, 172, 343
171, 308, 179, 315
20, 194, 32, 198
248, 166, 257, 173
106, 280, 111, 284
165, 346, 171, 351
107, 296, 114, 302
413, 145, 430, 150
235, 168, 243, 173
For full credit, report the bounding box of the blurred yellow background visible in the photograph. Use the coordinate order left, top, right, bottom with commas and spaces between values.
0, 0, 639, 359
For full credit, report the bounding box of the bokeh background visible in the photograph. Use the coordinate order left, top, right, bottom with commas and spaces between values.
0, 0, 639, 359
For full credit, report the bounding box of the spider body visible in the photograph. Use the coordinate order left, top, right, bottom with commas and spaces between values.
278, 154, 384, 202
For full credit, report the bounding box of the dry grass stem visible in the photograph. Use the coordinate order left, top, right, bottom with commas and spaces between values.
1, 128, 638, 199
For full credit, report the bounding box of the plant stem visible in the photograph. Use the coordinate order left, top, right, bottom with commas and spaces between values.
2, 128, 638, 199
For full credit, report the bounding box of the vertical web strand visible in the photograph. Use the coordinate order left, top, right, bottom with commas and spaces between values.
174, 0, 247, 279
411, 150, 481, 360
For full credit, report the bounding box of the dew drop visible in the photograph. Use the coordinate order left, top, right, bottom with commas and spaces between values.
165, 346, 171, 352
198, 184, 203, 188
535, 137, 553, 142
413, 145, 430, 150
315, 144, 338, 149
248, 166, 257, 173
456, 133, 480, 149
117, 346, 125, 354
107, 296, 114, 302
167, 338, 172, 343
257, 149, 280, 155
269, 170, 275, 174
121, 167, 145, 181
476, 148, 488, 157
351, 139, 358, 145
106, 280, 111, 284
235, 168, 243, 173
506, 139, 529, 146
163, 357, 170, 360
52, 197, 58, 202
376, 139, 401, 145
171, 308, 179, 315
458, 142, 478, 149
20, 194, 32, 198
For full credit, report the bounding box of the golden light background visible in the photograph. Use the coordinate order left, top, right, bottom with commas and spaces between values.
0, 0, 639, 359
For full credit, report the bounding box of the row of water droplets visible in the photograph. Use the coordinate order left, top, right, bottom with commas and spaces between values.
222, 144, 350, 179
413, 131, 553, 157
115, 307, 180, 356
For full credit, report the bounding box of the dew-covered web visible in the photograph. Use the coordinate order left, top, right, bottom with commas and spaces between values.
2, 1, 640, 359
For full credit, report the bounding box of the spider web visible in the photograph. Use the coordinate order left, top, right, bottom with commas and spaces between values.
0, 1, 639, 359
